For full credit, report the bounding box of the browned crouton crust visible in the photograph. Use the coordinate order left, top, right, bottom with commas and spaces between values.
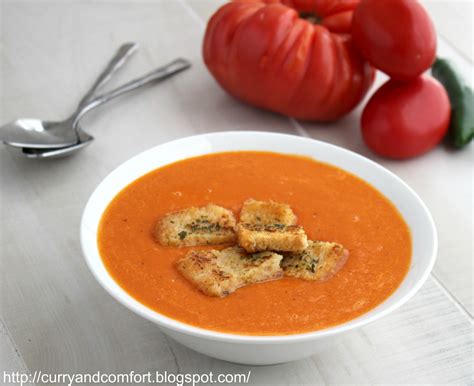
281, 241, 349, 281
176, 250, 238, 297
155, 204, 236, 247
220, 247, 283, 284
240, 199, 297, 225
176, 247, 283, 297
236, 223, 308, 253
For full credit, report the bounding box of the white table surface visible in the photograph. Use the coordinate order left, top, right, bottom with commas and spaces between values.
1, 1, 473, 384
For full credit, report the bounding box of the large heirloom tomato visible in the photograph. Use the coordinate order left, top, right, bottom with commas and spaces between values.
203, 0, 375, 121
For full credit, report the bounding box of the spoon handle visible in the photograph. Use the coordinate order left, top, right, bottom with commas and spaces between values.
77, 43, 138, 108
75, 58, 191, 122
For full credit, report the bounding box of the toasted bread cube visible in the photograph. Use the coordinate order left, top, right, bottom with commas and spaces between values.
155, 204, 236, 247
282, 241, 349, 281
176, 247, 283, 297
237, 199, 304, 253
240, 199, 297, 225
220, 247, 284, 284
176, 250, 238, 297
236, 223, 308, 253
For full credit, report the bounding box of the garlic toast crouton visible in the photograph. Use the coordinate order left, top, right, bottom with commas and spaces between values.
176, 247, 283, 297
236, 223, 308, 253
240, 199, 297, 225
282, 241, 349, 281
176, 250, 238, 297
220, 247, 283, 284
155, 204, 236, 247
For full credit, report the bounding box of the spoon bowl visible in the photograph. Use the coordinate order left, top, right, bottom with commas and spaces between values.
1, 118, 79, 149
21, 126, 94, 159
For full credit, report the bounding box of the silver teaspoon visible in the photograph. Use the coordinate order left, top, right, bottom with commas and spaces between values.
16, 58, 192, 159
1, 43, 139, 149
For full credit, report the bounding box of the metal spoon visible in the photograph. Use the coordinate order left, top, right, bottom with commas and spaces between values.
16, 58, 192, 159
16, 42, 138, 158
20, 129, 93, 159
1, 43, 139, 149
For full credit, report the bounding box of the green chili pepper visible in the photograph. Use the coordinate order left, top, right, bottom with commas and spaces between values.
432, 58, 474, 148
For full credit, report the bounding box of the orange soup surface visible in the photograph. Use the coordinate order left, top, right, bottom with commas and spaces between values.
98, 152, 411, 335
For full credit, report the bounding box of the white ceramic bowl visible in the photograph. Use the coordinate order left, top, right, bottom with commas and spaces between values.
81, 131, 437, 365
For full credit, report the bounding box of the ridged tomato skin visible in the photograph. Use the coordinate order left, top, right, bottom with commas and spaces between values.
352, 0, 436, 80
203, 0, 375, 122
361, 76, 450, 159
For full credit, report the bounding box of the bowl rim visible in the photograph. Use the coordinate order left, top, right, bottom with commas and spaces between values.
81, 131, 437, 344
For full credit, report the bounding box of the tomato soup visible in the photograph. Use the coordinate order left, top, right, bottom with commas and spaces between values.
98, 152, 411, 335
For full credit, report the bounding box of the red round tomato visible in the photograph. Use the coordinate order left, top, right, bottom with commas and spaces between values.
352, 0, 436, 80
361, 76, 450, 159
203, 0, 375, 121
